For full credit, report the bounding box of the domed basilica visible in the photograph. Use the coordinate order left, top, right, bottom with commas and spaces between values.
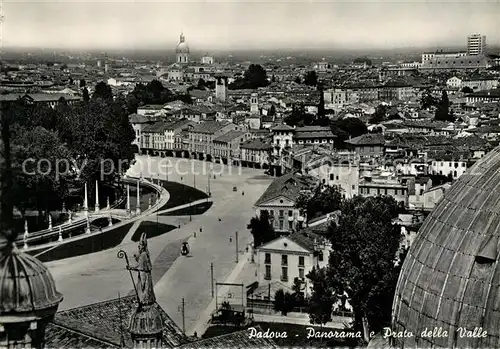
391, 146, 500, 348
157, 33, 215, 82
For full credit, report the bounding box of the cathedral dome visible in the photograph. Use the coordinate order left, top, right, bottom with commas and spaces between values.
0, 243, 63, 317
175, 33, 190, 54
392, 147, 500, 348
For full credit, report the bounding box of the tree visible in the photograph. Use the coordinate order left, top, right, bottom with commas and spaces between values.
247, 210, 277, 248
229, 64, 269, 90
304, 71, 318, 86
292, 277, 306, 306
318, 84, 325, 118
274, 289, 295, 315
420, 88, 439, 110
92, 82, 113, 101
331, 118, 368, 149
369, 104, 387, 124
197, 78, 206, 90
295, 184, 342, 220
435, 90, 454, 122
461, 86, 473, 93
307, 266, 334, 326
82, 88, 90, 102
312, 195, 404, 343
268, 105, 276, 117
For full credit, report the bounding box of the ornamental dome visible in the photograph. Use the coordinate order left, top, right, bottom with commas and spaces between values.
128, 304, 164, 336
0, 243, 63, 318
175, 33, 190, 54
392, 146, 500, 348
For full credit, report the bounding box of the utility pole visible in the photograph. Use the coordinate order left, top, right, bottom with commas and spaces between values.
211, 262, 214, 298
235, 231, 239, 263
181, 297, 185, 334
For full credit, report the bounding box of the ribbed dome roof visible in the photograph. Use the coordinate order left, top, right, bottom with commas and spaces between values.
175, 33, 189, 54
129, 304, 163, 336
392, 146, 500, 348
0, 244, 63, 316
176, 42, 190, 54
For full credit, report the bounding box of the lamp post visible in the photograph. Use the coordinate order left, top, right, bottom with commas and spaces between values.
235, 231, 239, 263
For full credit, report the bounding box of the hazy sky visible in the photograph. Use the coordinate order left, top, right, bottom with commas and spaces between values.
3, 0, 500, 51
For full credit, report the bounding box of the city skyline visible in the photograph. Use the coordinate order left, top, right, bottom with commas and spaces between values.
3, 0, 500, 51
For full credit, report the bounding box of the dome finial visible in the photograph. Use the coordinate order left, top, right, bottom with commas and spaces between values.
180, 32, 185, 43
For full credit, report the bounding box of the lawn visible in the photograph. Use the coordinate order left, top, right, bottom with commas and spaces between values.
202, 322, 358, 348
36, 222, 134, 262
159, 201, 213, 216
155, 180, 208, 210
131, 221, 176, 242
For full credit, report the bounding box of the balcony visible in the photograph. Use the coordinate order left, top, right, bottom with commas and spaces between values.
264, 274, 271, 280
280, 276, 288, 282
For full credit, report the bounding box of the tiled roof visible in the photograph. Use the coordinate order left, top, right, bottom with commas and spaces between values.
143, 121, 170, 133
213, 130, 246, 143
287, 230, 324, 251
272, 124, 294, 132
345, 133, 384, 146
240, 138, 272, 151
294, 131, 336, 139
129, 113, 152, 124
52, 295, 188, 348
191, 121, 231, 134
45, 322, 118, 348
254, 172, 317, 206
176, 326, 278, 348
295, 126, 332, 133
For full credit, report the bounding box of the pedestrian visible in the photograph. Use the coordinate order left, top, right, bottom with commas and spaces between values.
229, 237, 232, 243
194, 232, 196, 238
200, 226, 202, 233
194, 331, 197, 338
242, 191, 244, 196
218, 218, 221, 222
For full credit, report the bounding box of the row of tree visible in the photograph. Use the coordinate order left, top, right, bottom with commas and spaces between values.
3, 79, 191, 220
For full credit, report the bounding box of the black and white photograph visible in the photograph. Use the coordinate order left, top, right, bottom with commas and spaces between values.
0, 1, 499, 348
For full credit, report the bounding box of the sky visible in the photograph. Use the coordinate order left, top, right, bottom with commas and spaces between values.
2, 0, 500, 51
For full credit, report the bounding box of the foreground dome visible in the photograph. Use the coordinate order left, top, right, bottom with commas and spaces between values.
392, 147, 500, 348
0, 244, 63, 315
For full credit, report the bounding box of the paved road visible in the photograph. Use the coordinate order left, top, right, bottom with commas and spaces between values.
48, 156, 273, 327
132, 156, 273, 333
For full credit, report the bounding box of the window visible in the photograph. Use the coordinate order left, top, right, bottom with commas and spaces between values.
282, 255, 288, 266
299, 268, 305, 279
265, 253, 271, 264
330, 174, 334, 180
336, 175, 339, 180
299, 256, 305, 267
370, 146, 375, 153
279, 220, 284, 230
384, 189, 388, 195
288, 210, 293, 217
462, 163, 466, 167
395, 189, 399, 195
279, 210, 284, 217
281, 267, 288, 282
269, 210, 274, 217
318, 252, 324, 262
265, 265, 271, 280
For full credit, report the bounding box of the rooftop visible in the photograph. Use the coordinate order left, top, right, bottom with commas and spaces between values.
213, 130, 246, 143
345, 133, 385, 146
255, 172, 317, 206
49, 295, 187, 348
